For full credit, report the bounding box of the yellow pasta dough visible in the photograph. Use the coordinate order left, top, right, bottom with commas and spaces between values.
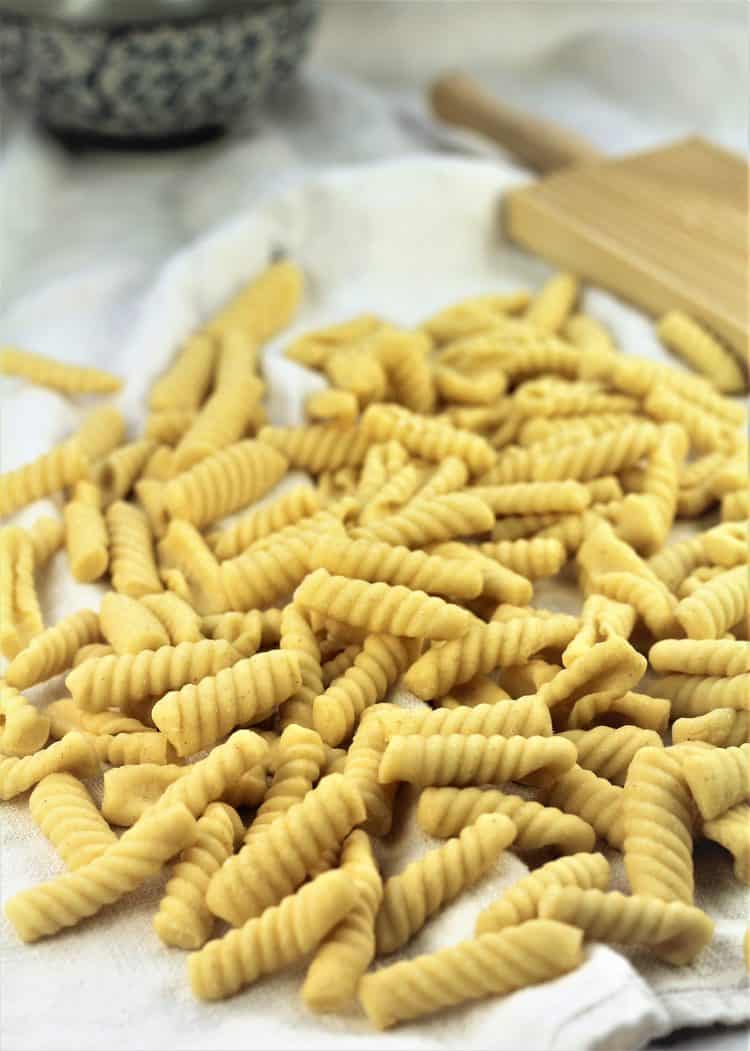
0, 438, 89, 519
657, 311, 746, 394
0, 733, 100, 800
208, 485, 321, 559
0, 683, 50, 756
99, 592, 169, 653
0, 345, 122, 394
542, 764, 625, 849
106, 500, 163, 597
675, 566, 748, 639
29, 773, 116, 870
244, 725, 326, 841
6, 609, 101, 690
703, 804, 750, 884
681, 744, 750, 821
0, 527, 43, 659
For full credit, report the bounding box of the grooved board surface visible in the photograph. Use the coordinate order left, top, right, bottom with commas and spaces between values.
504, 137, 748, 354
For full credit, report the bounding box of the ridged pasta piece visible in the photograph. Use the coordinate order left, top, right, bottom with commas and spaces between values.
106, 500, 162, 597
379, 734, 576, 789
305, 388, 359, 425
45, 698, 150, 739
201, 610, 262, 655
99, 592, 169, 654
208, 486, 321, 559
672, 709, 750, 748
500, 656, 561, 696
701, 522, 748, 569
417, 457, 469, 500
140, 592, 203, 645
5, 609, 100, 690
174, 376, 264, 469
542, 764, 625, 849
657, 311, 746, 394
85, 731, 172, 767
63, 481, 109, 583
376, 814, 516, 956
205, 773, 366, 927
656, 673, 750, 717
286, 314, 383, 367
564, 313, 615, 353
101, 764, 185, 825
645, 387, 736, 453
0, 683, 50, 756
539, 887, 714, 965
440, 675, 512, 708
518, 413, 635, 447
96, 440, 155, 503
0, 345, 122, 394
566, 690, 671, 733
394, 698, 552, 739
561, 726, 662, 786
71, 407, 125, 464
145, 409, 196, 445
615, 424, 688, 554
343, 709, 398, 836
6, 803, 195, 942
533, 636, 647, 720
525, 272, 578, 333
360, 404, 496, 475
154, 802, 243, 950
190, 868, 357, 1001
157, 519, 226, 614
72, 642, 115, 667
680, 566, 739, 599
425, 540, 533, 604
359, 918, 583, 1030
164, 439, 288, 527
149, 650, 299, 756
371, 328, 435, 411
323, 347, 387, 406
416, 786, 596, 855
313, 634, 418, 747
478, 537, 566, 579
134, 478, 169, 539
0, 527, 43, 658
294, 568, 472, 641
277, 604, 323, 730
157, 731, 268, 822
515, 378, 636, 419
623, 746, 696, 905
29, 514, 65, 566
258, 423, 371, 474
434, 364, 507, 406
562, 594, 636, 667
703, 804, 750, 884
302, 830, 383, 1012
141, 445, 178, 481
218, 534, 311, 613
681, 744, 750, 821
721, 488, 749, 521
354, 491, 495, 547
29, 773, 116, 869
423, 292, 529, 344
675, 566, 748, 640
244, 725, 326, 841
0, 438, 89, 518
0, 732, 100, 800
203, 261, 302, 345
149, 334, 216, 412
358, 463, 423, 524
403, 615, 579, 700
650, 639, 750, 678
66, 639, 237, 713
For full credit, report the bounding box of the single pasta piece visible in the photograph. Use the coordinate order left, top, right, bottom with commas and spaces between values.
101, 764, 188, 826
148, 334, 216, 412
681, 744, 750, 821
158, 519, 226, 614
672, 709, 750, 748
418, 457, 470, 500
675, 566, 748, 640
313, 635, 420, 747
393, 698, 552, 739
66, 639, 237, 713
416, 786, 596, 855
539, 887, 714, 965
96, 440, 155, 504
174, 375, 264, 469
63, 481, 109, 583
323, 348, 387, 406
145, 409, 196, 445
514, 378, 636, 418
478, 537, 566, 579
542, 764, 625, 849
360, 404, 496, 475
305, 388, 359, 425
141, 445, 178, 481
615, 424, 688, 554
358, 462, 423, 524
216, 532, 315, 614
86, 730, 173, 767
702, 522, 748, 568
378, 734, 576, 789
355, 491, 495, 549
72, 643, 116, 667
302, 830, 383, 1013
5, 609, 100, 690
0, 438, 89, 518
623, 746, 696, 905
0, 683, 50, 756
500, 657, 561, 696
657, 311, 746, 394
562, 594, 636, 667
189, 868, 358, 1002
0, 527, 43, 658
561, 726, 662, 786
154, 802, 243, 950
648, 535, 709, 591
277, 604, 323, 730
208, 486, 322, 559
134, 478, 169, 539
157, 730, 268, 821
644, 387, 735, 453
201, 610, 262, 655
372, 328, 436, 412
205, 773, 366, 927
99, 592, 169, 654
164, 439, 288, 527
655, 673, 750, 717
0, 345, 122, 394
203, 261, 302, 345
140, 592, 203, 645
422, 291, 530, 344
402, 615, 578, 700
359, 919, 583, 1030
106, 500, 162, 597
650, 639, 750, 678
5, 803, 196, 943
434, 364, 507, 406
475, 851, 610, 934
258, 423, 372, 473
45, 698, 150, 739
426, 541, 533, 605
29, 773, 116, 869
0, 733, 99, 800
703, 804, 749, 884
566, 690, 671, 734
286, 314, 383, 367
344, 709, 398, 837
75, 406, 126, 461
376, 814, 516, 954
244, 725, 326, 841
564, 314, 615, 353
294, 568, 472, 641
525, 272, 578, 333
440, 675, 512, 708
533, 636, 647, 721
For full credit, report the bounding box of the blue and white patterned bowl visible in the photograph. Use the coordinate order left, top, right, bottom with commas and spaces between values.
0, 0, 319, 143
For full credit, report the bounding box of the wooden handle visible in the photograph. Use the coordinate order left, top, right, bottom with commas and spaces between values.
431, 72, 604, 174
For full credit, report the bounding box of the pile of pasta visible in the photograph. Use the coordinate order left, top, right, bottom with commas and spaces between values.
1, 261, 748, 1031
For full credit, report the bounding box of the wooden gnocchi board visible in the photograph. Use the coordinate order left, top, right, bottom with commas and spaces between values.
504, 136, 748, 356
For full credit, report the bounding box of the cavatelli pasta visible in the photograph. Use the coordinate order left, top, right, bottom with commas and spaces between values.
154, 802, 243, 950
157, 519, 226, 614
45, 698, 150, 739
542, 764, 625, 849
6, 609, 100, 690
208, 486, 321, 559
393, 698, 551, 740
204, 261, 302, 345
0, 733, 100, 800
205, 773, 365, 927
219, 535, 311, 613
140, 592, 203, 645
0, 345, 122, 394
565, 690, 671, 734
277, 604, 324, 730
703, 804, 750, 884
434, 364, 507, 406
96, 440, 155, 503
174, 376, 264, 470
106, 500, 162, 597
532, 636, 647, 719
657, 311, 746, 394
323, 348, 387, 406
343, 709, 398, 836
416, 786, 596, 855
417, 457, 469, 500
561, 726, 662, 786
258, 423, 371, 473
564, 314, 616, 354
681, 744, 750, 821
358, 919, 583, 1030
0, 683, 50, 756
100, 592, 169, 654
562, 594, 636, 667
675, 566, 748, 640
655, 673, 750, 717
149, 334, 216, 412
28, 515, 64, 566
0, 527, 43, 658
525, 272, 578, 333
164, 439, 288, 527
615, 424, 688, 554
75, 406, 126, 461
305, 388, 359, 425
63, 480, 109, 583
645, 387, 735, 453
243, 726, 325, 841
157, 730, 268, 821
145, 409, 196, 445
372, 328, 436, 412
423, 292, 529, 344
294, 568, 472, 641
66, 639, 237, 713
0, 438, 89, 518
672, 709, 750, 748
29, 773, 116, 870
650, 639, 750, 678
478, 537, 566, 579
361, 404, 496, 475
353, 492, 495, 547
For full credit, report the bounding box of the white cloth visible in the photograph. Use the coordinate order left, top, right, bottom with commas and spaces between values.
1, 155, 748, 1051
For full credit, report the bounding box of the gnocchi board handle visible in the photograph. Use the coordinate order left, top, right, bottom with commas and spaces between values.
431, 72, 605, 174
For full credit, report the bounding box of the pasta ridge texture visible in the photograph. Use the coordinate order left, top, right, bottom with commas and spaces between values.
6, 610, 100, 690
29, 773, 116, 870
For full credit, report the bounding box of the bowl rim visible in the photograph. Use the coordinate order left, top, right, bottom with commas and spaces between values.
0, 0, 310, 29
